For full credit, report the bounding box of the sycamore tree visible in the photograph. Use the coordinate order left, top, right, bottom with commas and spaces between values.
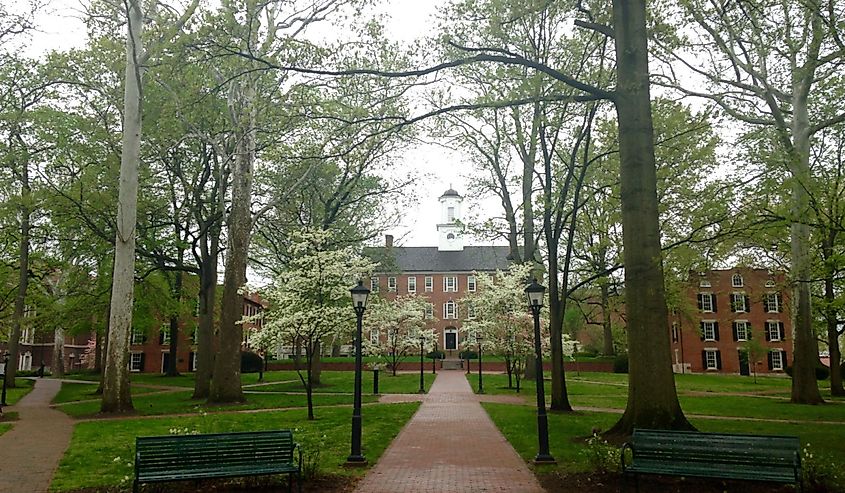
363, 295, 434, 376
251, 229, 375, 420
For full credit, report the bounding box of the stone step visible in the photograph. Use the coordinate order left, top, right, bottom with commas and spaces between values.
441, 359, 463, 370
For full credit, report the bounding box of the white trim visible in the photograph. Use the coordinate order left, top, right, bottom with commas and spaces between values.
130, 352, 143, 372
408, 276, 417, 293
424, 276, 433, 292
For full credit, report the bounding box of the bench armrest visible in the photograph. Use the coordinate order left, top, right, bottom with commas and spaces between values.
293, 442, 302, 474
620, 442, 633, 473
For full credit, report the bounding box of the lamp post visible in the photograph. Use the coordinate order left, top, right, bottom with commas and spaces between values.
347, 280, 370, 466
525, 278, 555, 464
477, 334, 484, 394
432, 341, 437, 374
418, 334, 425, 394
1, 351, 9, 406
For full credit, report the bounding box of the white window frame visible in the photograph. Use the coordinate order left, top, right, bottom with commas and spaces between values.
189, 352, 198, 371
160, 325, 171, 345
424, 276, 433, 292
767, 321, 781, 341
447, 207, 455, 222
467, 276, 476, 292
131, 328, 145, 345
408, 276, 417, 294
704, 349, 718, 370
735, 320, 749, 341
699, 279, 711, 288
765, 293, 780, 313
444, 276, 457, 292
370, 330, 380, 344
388, 277, 397, 292
702, 321, 717, 341
444, 301, 457, 320
466, 303, 476, 320
700, 293, 714, 312
671, 322, 679, 343
731, 273, 744, 288
731, 293, 747, 313
21, 327, 34, 345
130, 352, 143, 372
424, 303, 434, 319
370, 277, 380, 294
771, 350, 784, 370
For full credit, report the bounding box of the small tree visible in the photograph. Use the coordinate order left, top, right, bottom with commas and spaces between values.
363, 295, 435, 376
744, 337, 769, 385
252, 230, 375, 419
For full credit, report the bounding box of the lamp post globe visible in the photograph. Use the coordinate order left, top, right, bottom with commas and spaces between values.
347, 280, 370, 466
524, 278, 555, 464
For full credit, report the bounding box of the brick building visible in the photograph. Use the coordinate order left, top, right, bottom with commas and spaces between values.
671, 268, 792, 375
366, 188, 511, 358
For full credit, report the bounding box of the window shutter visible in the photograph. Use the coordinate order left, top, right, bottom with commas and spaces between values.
714, 322, 720, 341
701, 350, 707, 369
767, 352, 773, 370
140, 353, 146, 372
763, 296, 770, 312
716, 351, 722, 370
747, 323, 752, 339
730, 295, 736, 312
745, 296, 751, 312
781, 350, 788, 367
159, 331, 165, 345
765, 325, 771, 341
711, 295, 717, 312
443, 303, 447, 319
778, 322, 785, 341
732, 322, 738, 341
777, 293, 784, 312
699, 322, 705, 341
697, 294, 703, 310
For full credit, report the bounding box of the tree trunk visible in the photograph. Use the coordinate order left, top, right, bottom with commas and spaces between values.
193, 247, 217, 398
52, 328, 65, 377
102, 0, 144, 413
209, 77, 257, 404
6, 151, 30, 389
601, 282, 614, 356
824, 261, 844, 396
788, 87, 824, 404
312, 341, 322, 386
166, 267, 182, 377
607, 0, 691, 436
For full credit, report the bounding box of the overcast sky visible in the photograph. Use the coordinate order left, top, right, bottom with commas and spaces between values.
25, 0, 502, 249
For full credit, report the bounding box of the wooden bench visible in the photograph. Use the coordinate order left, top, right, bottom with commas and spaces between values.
134, 429, 302, 493
621, 429, 802, 492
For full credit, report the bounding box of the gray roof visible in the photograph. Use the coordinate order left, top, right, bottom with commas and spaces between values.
440, 188, 462, 198
365, 246, 512, 273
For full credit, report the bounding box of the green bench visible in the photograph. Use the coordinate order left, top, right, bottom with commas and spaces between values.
134, 429, 302, 493
621, 428, 802, 491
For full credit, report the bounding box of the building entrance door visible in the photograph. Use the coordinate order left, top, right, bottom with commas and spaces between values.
444, 329, 457, 352
738, 350, 750, 376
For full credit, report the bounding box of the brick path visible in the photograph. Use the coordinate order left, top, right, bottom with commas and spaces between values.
355, 371, 545, 493
0, 378, 73, 493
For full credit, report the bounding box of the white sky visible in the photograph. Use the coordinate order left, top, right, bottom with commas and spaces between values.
25, 0, 501, 248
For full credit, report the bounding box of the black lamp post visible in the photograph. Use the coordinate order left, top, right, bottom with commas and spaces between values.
418, 334, 425, 394
432, 341, 437, 374
525, 278, 555, 464
347, 280, 370, 465
476, 334, 484, 394
1, 351, 9, 406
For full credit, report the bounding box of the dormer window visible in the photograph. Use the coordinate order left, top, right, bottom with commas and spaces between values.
699, 280, 711, 288
731, 273, 744, 287
765, 280, 775, 288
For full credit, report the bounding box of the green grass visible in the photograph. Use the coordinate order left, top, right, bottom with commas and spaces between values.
4, 378, 35, 405
247, 371, 435, 394
51, 402, 420, 492
52, 382, 157, 404
0, 423, 10, 436
56, 389, 380, 418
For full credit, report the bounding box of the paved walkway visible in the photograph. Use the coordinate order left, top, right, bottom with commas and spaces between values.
355, 371, 545, 493
0, 378, 74, 493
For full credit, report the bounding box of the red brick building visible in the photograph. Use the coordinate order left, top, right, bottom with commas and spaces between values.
671, 268, 792, 375
366, 189, 511, 358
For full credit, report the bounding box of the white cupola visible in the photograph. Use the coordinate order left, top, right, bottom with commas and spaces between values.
437, 187, 464, 251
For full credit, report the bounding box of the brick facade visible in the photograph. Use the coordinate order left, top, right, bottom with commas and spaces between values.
671, 268, 792, 375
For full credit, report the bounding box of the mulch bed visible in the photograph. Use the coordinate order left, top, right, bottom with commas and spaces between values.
68, 475, 359, 493
539, 471, 815, 493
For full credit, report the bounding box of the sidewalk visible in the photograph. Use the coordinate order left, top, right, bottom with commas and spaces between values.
0, 378, 74, 493
355, 371, 545, 493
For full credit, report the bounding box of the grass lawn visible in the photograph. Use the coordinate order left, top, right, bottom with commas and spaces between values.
247, 371, 436, 394
56, 388, 380, 418
4, 378, 35, 405
0, 423, 10, 436
51, 402, 420, 492
52, 382, 160, 404
482, 403, 845, 474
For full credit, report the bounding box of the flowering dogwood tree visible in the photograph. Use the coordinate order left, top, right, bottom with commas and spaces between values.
251, 229, 376, 419
363, 295, 436, 375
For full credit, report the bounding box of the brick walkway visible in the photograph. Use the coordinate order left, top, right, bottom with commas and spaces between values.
0, 378, 73, 493
355, 371, 545, 493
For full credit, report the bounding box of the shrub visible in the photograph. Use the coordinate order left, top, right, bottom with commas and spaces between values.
802, 444, 845, 492
426, 350, 445, 360
785, 365, 830, 380
240, 351, 264, 373
613, 352, 629, 374
459, 350, 477, 360
582, 433, 620, 473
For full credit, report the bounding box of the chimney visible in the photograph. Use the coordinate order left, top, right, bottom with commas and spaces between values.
385, 234, 394, 248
